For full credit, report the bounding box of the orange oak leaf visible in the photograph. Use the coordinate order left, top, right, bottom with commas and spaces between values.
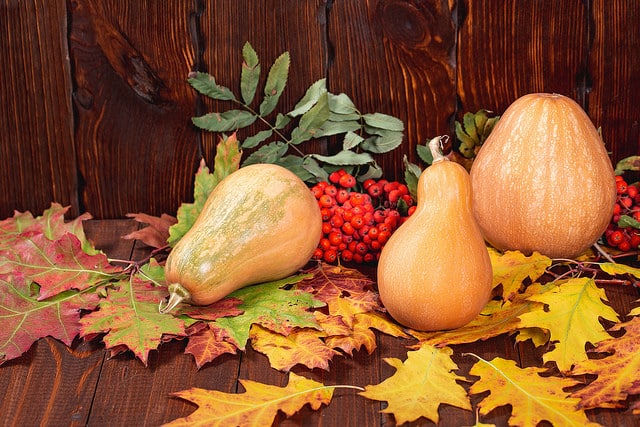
184, 325, 238, 369
570, 316, 640, 409
164, 372, 344, 427
326, 311, 408, 356
469, 355, 600, 426
249, 324, 338, 372
360, 344, 471, 424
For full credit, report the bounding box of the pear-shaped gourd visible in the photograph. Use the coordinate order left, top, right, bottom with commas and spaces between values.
377, 137, 493, 331
470, 93, 617, 258
160, 163, 322, 314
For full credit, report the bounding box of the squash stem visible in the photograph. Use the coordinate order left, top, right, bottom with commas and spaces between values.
159, 283, 191, 314
428, 135, 448, 163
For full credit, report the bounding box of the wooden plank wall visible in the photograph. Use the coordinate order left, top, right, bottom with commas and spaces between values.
1, 0, 639, 219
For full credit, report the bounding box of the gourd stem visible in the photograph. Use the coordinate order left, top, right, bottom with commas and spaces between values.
159, 283, 191, 314
428, 135, 448, 163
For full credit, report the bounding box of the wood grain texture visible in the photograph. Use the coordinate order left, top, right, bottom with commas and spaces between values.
589, 0, 640, 164
0, 0, 78, 219
197, 0, 330, 164
457, 0, 589, 113
2, 1, 640, 218
329, 0, 457, 180
69, 0, 201, 219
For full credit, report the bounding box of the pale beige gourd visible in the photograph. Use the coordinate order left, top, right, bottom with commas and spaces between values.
377, 137, 493, 331
159, 163, 322, 314
470, 93, 617, 259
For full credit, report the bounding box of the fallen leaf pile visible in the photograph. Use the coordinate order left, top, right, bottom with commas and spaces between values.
2, 140, 640, 425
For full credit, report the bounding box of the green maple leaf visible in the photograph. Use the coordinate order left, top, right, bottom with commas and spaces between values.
469, 356, 600, 426
79, 265, 186, 365
360, 345, 471, 424
518, 277, 620, 372
212, 274, 324, 349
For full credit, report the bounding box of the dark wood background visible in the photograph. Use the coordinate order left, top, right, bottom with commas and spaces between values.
2, 0, 639, 220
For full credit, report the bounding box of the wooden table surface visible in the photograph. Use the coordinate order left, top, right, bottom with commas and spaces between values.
1, 219, 639, 426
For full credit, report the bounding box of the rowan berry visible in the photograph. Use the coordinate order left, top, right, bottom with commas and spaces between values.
336, 188, 350, 204
339, 173, 356, 189
330, 214, 344, 228
362, 179, 376, 191
349, 192, 366, 206
350, 215, 365, 229
329, 171, 342, 184
628, 185, 639, 199
367, 183, 383, 198
341, 221, 355, 235
608, 230, 624, 246
328, 231, 343, 246
340, 249, 354, 262
318, 194, 335, 208
319, 238, 332, 251
321, 222, 332, 234
616, 180, 627, 194
323, 249, 338, 263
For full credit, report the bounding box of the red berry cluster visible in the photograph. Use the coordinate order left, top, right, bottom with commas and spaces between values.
604, 175, 640, 251
310, 169, 415, 264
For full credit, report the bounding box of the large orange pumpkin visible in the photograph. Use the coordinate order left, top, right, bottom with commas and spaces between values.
470, 93, 616, 258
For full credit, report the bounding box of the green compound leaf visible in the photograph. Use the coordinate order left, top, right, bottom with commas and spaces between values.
259, 51, 290, 116
192, 110, 257, 133
240, 42, 261, 105
188, 71, 236, 101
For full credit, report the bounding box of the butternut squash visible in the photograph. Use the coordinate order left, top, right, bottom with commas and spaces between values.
377, 137, 493, 331
470, 93, 617, 258
159, 163, 322, 313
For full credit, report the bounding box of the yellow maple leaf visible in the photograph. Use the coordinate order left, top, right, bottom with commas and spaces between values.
360, 344, 471, 424
518, 277, 620, 372
489, 249, 552, 301
164, 372, 351, 427
468, 356, 601, 427
249, 324, 338, 372
570, 316, 640, 409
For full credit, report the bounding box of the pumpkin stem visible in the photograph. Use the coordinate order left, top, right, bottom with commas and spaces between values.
159, 283, 191, 314
428, 136, 449, 163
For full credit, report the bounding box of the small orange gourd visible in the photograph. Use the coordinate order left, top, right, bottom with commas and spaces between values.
377, 137, 493, 331
159, 163, 322, 314
470, 93, 617, 259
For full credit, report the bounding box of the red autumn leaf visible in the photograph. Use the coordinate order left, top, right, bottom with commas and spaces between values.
1, 232, 121, 300
0, 274, 100, 364
298, 263, 382, 326
122, 212, 178, 249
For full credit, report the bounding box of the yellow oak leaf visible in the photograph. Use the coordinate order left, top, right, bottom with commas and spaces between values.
570, 316, 640, 409
409, 298, 545, 347
164, 372, 340, 427
489, 249, 552, 301
599, 261, 640, 279
518, 277, 620, 372
249, 324, 338, 372
468, 356, 601, 427
360, 345, 471, 424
